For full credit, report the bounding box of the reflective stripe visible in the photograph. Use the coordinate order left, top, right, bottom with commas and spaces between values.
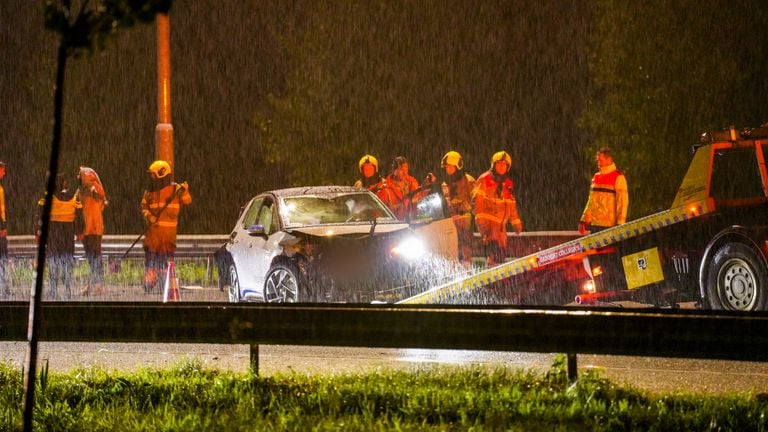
591, 187, 616, 194
475, 214, 504, 224
146, 203, 181, 209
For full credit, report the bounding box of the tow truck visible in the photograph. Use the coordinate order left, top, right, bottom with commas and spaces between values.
400, 125, 768, 311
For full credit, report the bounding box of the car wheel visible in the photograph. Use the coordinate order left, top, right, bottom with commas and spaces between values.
227, 264, 241, 303
264, 262, 307, 303
706, 243, 768, 311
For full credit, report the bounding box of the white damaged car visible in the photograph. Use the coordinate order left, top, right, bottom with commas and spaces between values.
214, 186, 459, 303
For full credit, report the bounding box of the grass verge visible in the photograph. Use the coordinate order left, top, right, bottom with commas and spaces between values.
1, 356, 766, 431
7, 258, 216, 288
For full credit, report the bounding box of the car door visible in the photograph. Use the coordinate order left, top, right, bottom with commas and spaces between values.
233, 196, 284, 297
411, 190, 459, 260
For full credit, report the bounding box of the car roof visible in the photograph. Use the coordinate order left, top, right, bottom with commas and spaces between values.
269, 185, 364, 198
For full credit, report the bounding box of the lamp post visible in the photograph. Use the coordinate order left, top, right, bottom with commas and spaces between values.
156, 12, 174, 174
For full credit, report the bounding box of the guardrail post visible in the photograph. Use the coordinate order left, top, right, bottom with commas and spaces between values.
206, 256, 213, 285
250, 344, 259, 377
567, 353, 578, 381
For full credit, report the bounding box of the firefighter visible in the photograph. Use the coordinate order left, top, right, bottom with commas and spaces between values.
440, 151, 476, 266
37, 174, 82, 299
377, 156, 433, 221
472, 151, 523, 266
353, 154, 385, 192
0, 161, 8, 297
141, 160, 191, 294
77, 167, 107, 296
579, 147, 628, 234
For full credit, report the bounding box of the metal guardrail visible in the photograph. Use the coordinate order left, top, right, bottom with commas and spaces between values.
1, 302, 767, 376
7, 234, 228, 260
7, 231, 579, 260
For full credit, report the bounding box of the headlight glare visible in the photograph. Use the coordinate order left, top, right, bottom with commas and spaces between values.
391, 236, 427, 260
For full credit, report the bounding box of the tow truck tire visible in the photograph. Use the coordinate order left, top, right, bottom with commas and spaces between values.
706, 243, 768, 311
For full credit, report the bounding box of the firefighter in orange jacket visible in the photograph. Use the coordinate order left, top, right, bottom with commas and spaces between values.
0, 162, 8, 297
141, 160, 192, 294
440, 151, 476, 266
377, 156, 422, 221
37, 174, 82, 299
77, 166, 107, 296
472, 151, 523, 266
579, 147, 628, 234
378, 156, 434, 221
353, 154, 385, 192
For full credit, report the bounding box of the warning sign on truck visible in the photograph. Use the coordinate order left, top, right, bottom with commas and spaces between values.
537, 242, 583, 265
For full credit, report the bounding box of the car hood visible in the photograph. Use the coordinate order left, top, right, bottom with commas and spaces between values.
287, 222, 410, 237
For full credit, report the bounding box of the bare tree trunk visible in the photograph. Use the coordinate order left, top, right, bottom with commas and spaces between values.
23, 40, 67, 432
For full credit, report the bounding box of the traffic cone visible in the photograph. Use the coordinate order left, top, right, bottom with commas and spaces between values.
163, 260, 181, 302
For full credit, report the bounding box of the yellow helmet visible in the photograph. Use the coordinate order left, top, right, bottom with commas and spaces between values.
358, 154, 378, 174
441, 151, 463, 170
148, 160, 172, 179
490, 151, 512, 169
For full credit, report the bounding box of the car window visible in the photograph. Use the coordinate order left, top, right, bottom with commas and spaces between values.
241, 197, 264, 229
413, 191, 449, 222
258, 198, 278, 235
710, 148, 764, 200
282, 193, 395, 226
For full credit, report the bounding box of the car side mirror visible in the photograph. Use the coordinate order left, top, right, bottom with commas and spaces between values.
247, 224, 266, 236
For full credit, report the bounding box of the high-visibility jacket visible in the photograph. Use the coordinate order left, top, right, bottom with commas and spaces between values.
0, 182, 5, 231
38, 192, 81, 223
443, 172, 476, 262
443, 172, 476, 217
78, 167, 107, 236
141, 182, 192, 253
79, 188, 106, 236
377, 173, 420, 221
472, 170, 522, 247
580, 163, 628, 228
37, 190, 82, 257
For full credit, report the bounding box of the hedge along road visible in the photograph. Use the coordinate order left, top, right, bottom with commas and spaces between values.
2, 284, 768, 395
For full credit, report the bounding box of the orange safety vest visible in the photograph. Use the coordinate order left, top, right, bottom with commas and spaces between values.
581, 164, 628, 228
38, 193, 81, 223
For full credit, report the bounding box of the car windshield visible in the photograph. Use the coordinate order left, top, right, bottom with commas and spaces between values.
280, 193, 397, 227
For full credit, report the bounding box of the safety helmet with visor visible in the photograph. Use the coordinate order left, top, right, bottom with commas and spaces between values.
358, 154, 379, 174
148, 160, 172, 179
441, 151, 464, 170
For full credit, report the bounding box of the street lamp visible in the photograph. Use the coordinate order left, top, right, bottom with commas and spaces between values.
156, 12, 174, 175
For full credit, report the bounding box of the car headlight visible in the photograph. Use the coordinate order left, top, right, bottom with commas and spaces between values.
391, 236, 427, 260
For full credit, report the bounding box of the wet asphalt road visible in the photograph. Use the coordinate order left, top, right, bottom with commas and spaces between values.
2, 284, 767, 395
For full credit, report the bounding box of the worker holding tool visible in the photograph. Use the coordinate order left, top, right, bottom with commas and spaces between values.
141, 160, 191, 294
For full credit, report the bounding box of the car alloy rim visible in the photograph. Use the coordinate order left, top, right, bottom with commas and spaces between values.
228, 266, 239, 302
265, 268, 298, 303
718, 257, 757, 311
